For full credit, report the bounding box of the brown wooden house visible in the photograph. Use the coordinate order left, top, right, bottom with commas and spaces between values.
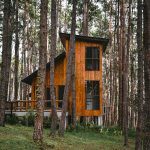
21, 33, 109, 124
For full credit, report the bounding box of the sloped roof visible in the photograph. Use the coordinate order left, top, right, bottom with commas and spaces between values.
59, 33, 109, 52
21, 51, 66, 85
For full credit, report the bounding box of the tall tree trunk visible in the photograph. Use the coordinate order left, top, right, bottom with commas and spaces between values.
130, 53, 135, 128
123, 0, 132, 146
0, 0, 13, 126
118, 0, 123, 128
58, 0, 77, 136
22, 1, 28, 101
83, 0, 89, 36
82, 0, 89, 124
71, 33, 76, 129
143, 0, 150, 149
50, 0, 58, 137
14, 0, 19, 101
109, 0, 113, 126
33, 0, 48, 143
135, 0, 143, 149
113, 3, 118, 125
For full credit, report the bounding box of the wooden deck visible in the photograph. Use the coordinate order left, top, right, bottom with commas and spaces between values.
5, 100, 63, 117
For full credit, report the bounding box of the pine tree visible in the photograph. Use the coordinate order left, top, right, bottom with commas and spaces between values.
14, 0, 19, 101
58, 0, 77, 136
50, 0, 58, 137
0, 0, 14, 126
143, 0, 150, 149
135, 0, 143, 149
33, 0, 48, 143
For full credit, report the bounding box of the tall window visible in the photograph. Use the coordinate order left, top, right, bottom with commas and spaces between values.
85, 47, 99, 71
85, 80, 100, 110
46, 88, 51, 108
58, 85, 65, 108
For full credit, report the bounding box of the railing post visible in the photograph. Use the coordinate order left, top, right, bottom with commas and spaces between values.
20, 100, 22, 110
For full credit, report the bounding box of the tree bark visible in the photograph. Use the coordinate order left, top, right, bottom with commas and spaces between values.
14, 0, 19, 101
0, 0, 13, 126
135, 0, 143, 149
22, 1, 28, 101
123, 0, 132, 146
83, 0, 89, 36
58, 0, 77, 136
143, 0, 150, 149
71, 37, 76, 128
109, 0, 113, 126
118, 0, 123, 128
33, 0, 48, 143
50, 0, 58, 137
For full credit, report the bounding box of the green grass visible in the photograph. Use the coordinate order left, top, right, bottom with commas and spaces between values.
0, 125, 135, 150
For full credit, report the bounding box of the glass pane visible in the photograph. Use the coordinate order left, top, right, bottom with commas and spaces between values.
86, 47, 92, 58
46, 88, 51, 108
93, 96, 99, 110
86, 81, 93, 97
93, 48, 99, 59
86, 59, 93, 70
46, 88, 51, 100
93, 59, 99, 70
58, 85, 65, 100
93, 81, 99, 95
58, 101, 62, 108
86, 99, 92, 110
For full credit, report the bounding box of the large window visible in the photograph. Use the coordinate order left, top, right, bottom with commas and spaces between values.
85, 81, 100, 110
46, 85, 64, 108
85, 47, 99, 71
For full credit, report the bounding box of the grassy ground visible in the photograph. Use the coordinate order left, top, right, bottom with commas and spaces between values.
0, 125, 135, 150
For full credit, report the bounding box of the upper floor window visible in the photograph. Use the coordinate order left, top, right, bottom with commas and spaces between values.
85, 47, 99, 71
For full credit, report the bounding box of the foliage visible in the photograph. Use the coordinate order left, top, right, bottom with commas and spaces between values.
0, 125, 135, 150
21, 111, 35, 126
5, 114, 19, 125
5, 111, 52, 128
43, 116, 51, 128
67, 123, 135, 138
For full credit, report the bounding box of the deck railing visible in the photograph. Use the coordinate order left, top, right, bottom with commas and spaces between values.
6, 100, 63, 111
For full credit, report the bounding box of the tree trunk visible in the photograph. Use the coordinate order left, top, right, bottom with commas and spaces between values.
109, 0, 113, 126
33, 0, 48, 143
143, 0, 150, 149
135, 0, 143, 149
83, 0, 89, 36
71, 38, 76, 128
0, 0, 13, 126
118, 0, 123, 128
14, 0, 19, 101
123, 0, 131, 146
58, 0, 77, 136
50, 0, 58, 137
22, 1, 28, 101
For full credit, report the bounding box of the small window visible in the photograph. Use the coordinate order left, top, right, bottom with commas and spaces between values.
85, 47, 100, 71
58, 85, 65, 108
58, 85, 65, 100
85, 81, 100, 110
46, 88, 51, 108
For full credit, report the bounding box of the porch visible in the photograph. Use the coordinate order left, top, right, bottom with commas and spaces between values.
5, 100, 63, 117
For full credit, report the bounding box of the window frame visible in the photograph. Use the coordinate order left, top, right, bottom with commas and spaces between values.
85, 80, 100, 110
85, 47, 100, 71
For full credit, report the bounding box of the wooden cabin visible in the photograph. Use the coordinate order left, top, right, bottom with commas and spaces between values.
9, 33, 109, 124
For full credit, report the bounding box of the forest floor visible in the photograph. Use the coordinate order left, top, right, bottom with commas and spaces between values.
0, 125, 135, 150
